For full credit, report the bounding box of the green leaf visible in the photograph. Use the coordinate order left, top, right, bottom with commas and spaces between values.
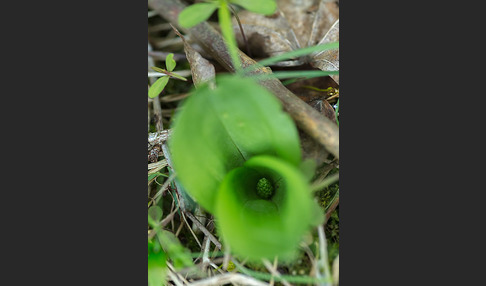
148, 76, 169, 98
299, 159, 317, 182
169, 75, 301, 212
159, 230, 194, 269
148, 206, 163, 222
215, 155, 317, 261
165, 53, 176, 72
230, 0, 277, 15
148, 250, 166, 286
178, 2, 218, 28
148, 173, 158, 181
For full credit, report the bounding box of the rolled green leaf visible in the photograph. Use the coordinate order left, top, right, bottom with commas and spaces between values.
169, 75, 301, 212
169, 74, 319, 261
178, 2, 218, 28
215, 155, 318, 260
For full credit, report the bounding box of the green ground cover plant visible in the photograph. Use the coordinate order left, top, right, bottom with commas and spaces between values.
149, 53, 187, 98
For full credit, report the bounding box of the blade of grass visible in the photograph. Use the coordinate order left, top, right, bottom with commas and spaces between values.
233, 259, 332, 284
311, 173, 339, 193
317, 225, 332, 286
248, 70, 338, 82
270, 70, 338, 80
257, 42, 338, 67
218, 1, 242, 71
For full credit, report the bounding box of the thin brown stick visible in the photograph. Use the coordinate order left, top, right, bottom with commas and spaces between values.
175, 219, 184, 237
181, 210, 202, 248
185, 211, 222, 250
262, 259, 291, 286
325, 197, 339, 221
148, 41, 164, 131
148, 129, 172, 149
167, 262, 191, 285
148, 205, 180, 240
148, 50, 186, 61
229, 4, 252, 58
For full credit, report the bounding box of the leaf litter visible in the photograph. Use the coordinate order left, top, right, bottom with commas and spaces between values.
148, 0, 339, 285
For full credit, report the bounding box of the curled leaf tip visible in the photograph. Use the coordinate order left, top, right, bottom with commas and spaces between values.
256, 177, 274, 199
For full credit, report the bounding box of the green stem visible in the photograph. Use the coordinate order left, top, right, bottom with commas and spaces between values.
218, 0, 242, 72
325, 189, 339, 214
311, 173, 339, 193
151, 67, 187, 81
229, 4, 252, 58
233, 259, 332, 284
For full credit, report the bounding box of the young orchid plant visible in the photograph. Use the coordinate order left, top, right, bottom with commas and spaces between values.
169, 75, 324, 260
170, 0, 333, 261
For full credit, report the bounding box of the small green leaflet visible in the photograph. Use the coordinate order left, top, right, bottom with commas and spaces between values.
148, 76, 169, 98
177, 0, 277, 28
231, 0, 277, 15
148, 205, 163, 222
148, 53, 187, 98
165, 53, 176, 72
178, 2, 218, 28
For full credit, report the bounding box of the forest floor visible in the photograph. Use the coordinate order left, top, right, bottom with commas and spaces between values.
148, 1, 339, 285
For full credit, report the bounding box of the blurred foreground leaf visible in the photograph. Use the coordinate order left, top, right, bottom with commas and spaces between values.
170, 75, 301, 212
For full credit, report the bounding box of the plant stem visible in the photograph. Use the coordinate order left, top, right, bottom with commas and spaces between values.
218, 0, 242, 72
317, 225, 333, 286
229, 4, 252, 58
325, 195, 339, 221
311, 173, 339, 192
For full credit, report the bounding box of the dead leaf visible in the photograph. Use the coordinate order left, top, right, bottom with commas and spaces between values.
315, 98, 337, 125
299, 129, 330, 167
233, 9, 300, 61
172, 25, 215, 87
310, 19, 339, 84
285, 77, 338, 124
278, 0, 338, 48
232, 0, 339, 82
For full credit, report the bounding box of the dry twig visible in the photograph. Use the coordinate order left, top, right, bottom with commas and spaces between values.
262, 259, 292, 286
187, 273, 270, 286
185, 211, 222, 250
